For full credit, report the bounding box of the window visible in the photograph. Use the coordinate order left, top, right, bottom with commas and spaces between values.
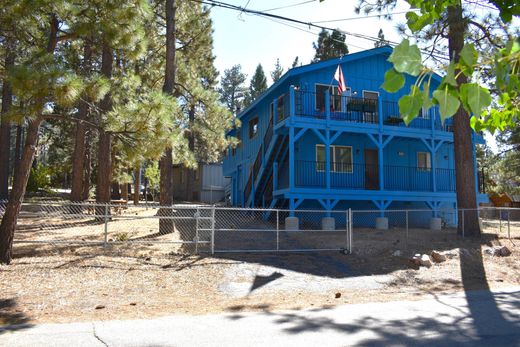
418, 107, 430, 119
315, 84, 341, 111
334, 146, 353, 172
417, 152, 431, 171
316, 145, 353, 173
248, 117, 259, 139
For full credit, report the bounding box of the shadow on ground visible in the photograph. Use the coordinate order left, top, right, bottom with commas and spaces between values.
0, 298, 33, 334
224, 288, 520, 346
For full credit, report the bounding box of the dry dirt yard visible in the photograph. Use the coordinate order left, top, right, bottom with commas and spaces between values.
1, 217, 518, 326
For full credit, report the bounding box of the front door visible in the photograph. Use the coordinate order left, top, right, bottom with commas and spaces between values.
365, 149, 379, 190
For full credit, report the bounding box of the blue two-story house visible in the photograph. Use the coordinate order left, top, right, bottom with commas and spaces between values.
223, 46, 487, 228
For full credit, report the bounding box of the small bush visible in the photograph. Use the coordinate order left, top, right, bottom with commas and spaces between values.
27, 164, 52, 193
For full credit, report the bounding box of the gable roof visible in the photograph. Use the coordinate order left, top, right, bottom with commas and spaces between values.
236, 45, 442, 120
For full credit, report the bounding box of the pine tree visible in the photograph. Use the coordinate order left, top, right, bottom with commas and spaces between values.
219, 65, 247, 114
312, 29, 349, 63
271, 58, 284, 83
291, 56, 300, 68
374, 28, 389, 48
245, 64, 268, 107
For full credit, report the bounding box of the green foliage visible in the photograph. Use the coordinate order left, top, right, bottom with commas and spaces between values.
27, 164, 51, 193
245, 64, 268, 107
219, 65, 247, 114
271, 58, 284, 84
382, 35, 519, 132
312, 29, 349, 63
387, 39, 422, 76
381, 68, 405, 93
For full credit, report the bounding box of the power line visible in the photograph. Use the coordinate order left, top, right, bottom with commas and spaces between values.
262, 0, 317, 12
197, 0, 450, 61
313, 9, 419, 23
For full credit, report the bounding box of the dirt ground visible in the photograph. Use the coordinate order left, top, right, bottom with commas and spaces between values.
1, 213, 518, 326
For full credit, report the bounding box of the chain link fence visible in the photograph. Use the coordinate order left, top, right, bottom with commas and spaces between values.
3, 201, 519, 255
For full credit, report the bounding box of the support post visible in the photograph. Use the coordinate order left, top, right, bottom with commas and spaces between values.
289, 127, 295, 190
195, 207, 200, 254
405, 210, 409, 251
508, 210, 511, 239
325, 130, 331, 190
103, 203, 109, 248
349, 208, 353, 254
289, 86, 296, 122
276, 209, 280, 251
273, 162, 278, 191
273, 97, 278, 124
378, 136, 384, 190
210, 206, 216, 254
325, 89, 330, 126
431, 139, 437, 192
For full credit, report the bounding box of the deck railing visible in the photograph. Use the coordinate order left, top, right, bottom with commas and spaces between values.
287, 89, 454, 132
293, 160, 466, 192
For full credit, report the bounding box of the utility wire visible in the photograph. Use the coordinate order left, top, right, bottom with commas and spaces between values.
313, 9, 419, 23
262, 0, 317, 12
196, 0, 450, 60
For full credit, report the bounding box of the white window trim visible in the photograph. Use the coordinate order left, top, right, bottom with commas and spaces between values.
417, 151, 431, 171
315, 144, 353, 173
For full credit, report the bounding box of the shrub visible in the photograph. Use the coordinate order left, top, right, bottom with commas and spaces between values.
26, 164, 51, 193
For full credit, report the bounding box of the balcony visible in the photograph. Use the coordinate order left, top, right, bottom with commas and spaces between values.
276, 89, 454, 132
293, 161, 463, 193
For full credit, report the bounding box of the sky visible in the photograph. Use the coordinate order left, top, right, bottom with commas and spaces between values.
208, 0, 514, 152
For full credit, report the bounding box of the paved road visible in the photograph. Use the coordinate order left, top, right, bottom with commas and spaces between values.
1, 287, 519, 347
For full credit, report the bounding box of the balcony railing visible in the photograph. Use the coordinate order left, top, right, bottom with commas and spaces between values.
294, 160, 463, 192
287, 89, 454, 132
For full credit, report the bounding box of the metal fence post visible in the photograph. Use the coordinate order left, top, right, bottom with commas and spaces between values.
103, 203, 109, 248
276, 209, 280, 251
210, 206, 216, 255
349, 208, 353, 254
507, 209, 511, 239
405, 210, 409, 251
195, 207, 200, 254
499, 209, 502, 233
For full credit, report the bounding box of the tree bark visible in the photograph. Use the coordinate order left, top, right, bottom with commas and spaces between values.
13, 125, 23, 179
133, 167, 140, 205
185, 105, 195, 201
0, 14, 60, 264
0, 39, 15, 200
70, 41, 92, 202
120, 182, 128, 201
0, 119, 43, 263
111, 182, 120, 200
447, 5, 480, 236
159, 0, 177, 233
95, 42, 113, 215
82, 130, 92, 200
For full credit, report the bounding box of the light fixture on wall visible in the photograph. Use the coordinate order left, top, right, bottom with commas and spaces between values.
398, 151, 405, 157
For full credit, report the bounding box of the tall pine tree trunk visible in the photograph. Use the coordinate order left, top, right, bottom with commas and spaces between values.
133, 167, 140, 205
95, 42, 113, 214
120, 182, 128, 201
0, 14, 60, 264
185, 105, 195, 201
70, 41, 92, 202
447, 5, 480, 236
82, 131, 92, 200
13, 125, 23, 179
0, 39, 15, 200
159, 0, 177, 233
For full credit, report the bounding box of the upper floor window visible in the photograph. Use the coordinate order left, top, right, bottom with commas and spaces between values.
417, 152, 431, 171
249, 117, 259, 139
418, 107, 430, 119
316, 144, 353, 173
315, 84, 341, 111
